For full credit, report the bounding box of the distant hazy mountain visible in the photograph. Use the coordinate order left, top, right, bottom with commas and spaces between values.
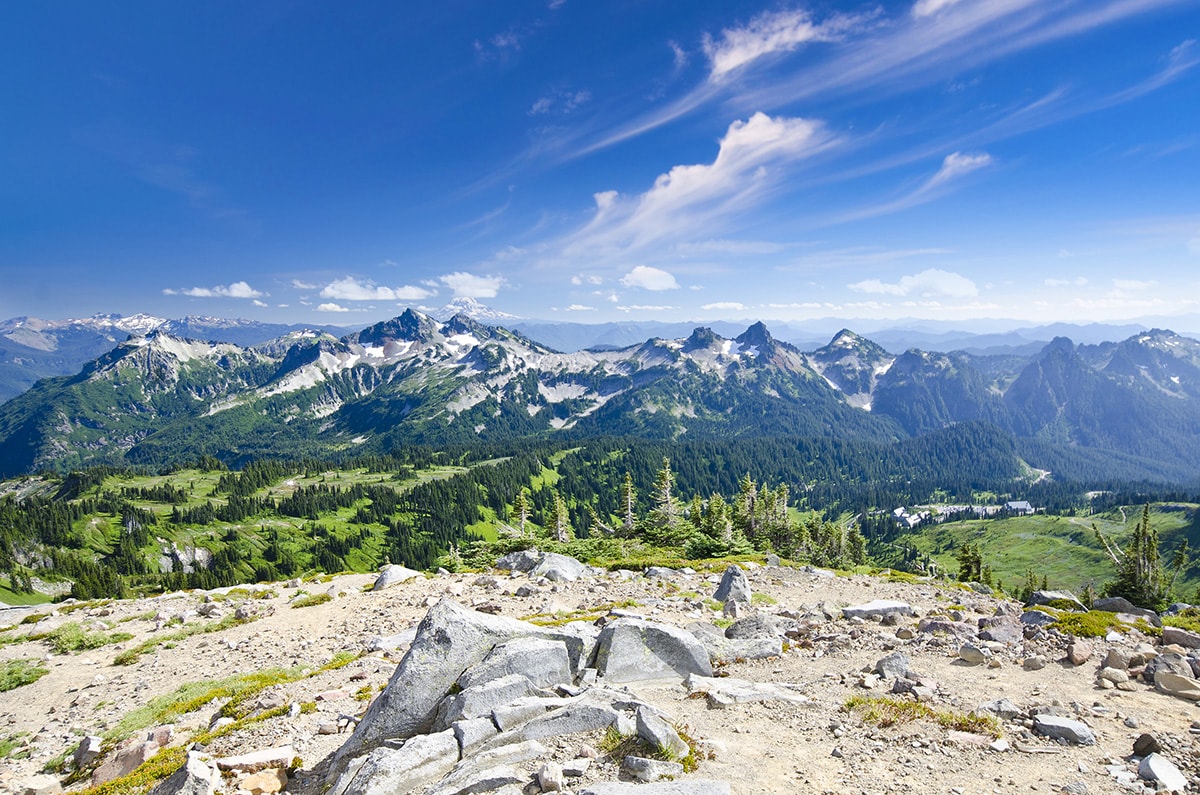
0, 314, 356, 404
429, 297, 521, 323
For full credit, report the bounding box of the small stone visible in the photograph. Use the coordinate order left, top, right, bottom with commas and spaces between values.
21, 774, 62, 795
1033, 714, 1095, 745
238, 768, 287, 795
317, 723, 339, 735
537, 762, 564, 793
1023, 655, 1048, 671
621, 756, 684, 783
958, 643, 991, 665
1066, 640, 1093, 666
1132, 733, 1161, 757
561, 757, 591, 777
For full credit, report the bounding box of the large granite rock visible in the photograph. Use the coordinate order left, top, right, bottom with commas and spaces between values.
713, 566, 751, 605
371, 565, 423, 591
336, 601, 569, 765
592, 618, 712, 683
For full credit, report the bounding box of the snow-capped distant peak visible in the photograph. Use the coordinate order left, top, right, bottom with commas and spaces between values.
429, 297, 520, 323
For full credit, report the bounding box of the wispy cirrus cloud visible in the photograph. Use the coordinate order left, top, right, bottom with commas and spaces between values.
566, 113, 837, 255
320, 276, 435, 302
583, 0, 1186, 158
163, 281, 264, 299
702, 8, 865, 82
830, 151, 992, 224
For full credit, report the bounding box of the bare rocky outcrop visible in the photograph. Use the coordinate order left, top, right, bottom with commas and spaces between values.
8, 560, 1200, 795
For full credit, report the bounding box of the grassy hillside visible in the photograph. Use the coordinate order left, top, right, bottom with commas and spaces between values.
888, 504, 1200, 599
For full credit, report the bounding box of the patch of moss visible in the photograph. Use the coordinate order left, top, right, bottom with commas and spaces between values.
33, 622, 133, 655
0, 659, 49, 693
291, 593, 333, 609
1050, 610, 1131, 638
843, 695, 1001, 738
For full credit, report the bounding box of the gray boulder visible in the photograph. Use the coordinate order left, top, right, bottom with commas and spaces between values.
1033, 714, 1095, 745
495, 549, 542, 573
713, 565, 751, 605
458, 636, 572, 690
1162, 625, 1200, 648
874, 651, 911, 680
686, 622, 781, 663
685, 674, 812, 708
724, 612, 777, 640
1026, 590, 1087, 612
1154, 671, 1200, 701
623, 757, 684, 783
1138, 753, 1188, 792
1019, 610, 1057, 627
1143, 652, 1193, 684
1091, 596, 1161, 627
530, 552, 591, 582
335, 600, 563, 767
329, 731, 460, 795
977, 698, 1022, 721
592, 618, 712, 683
843, 600, 915, 620
147, 753, 216, 795
636, 706, 689, 759
372, 565, 423, 591
432, 673, 545, 731
499, 699, 625, 743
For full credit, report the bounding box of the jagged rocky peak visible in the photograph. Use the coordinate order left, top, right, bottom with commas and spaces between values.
357, 309, 438, 346
683, 326, 721, 352
734, 321, 777, 356
442, 312, 491, 339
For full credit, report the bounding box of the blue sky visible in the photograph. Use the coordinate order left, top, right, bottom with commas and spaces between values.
2, 0, 1198, 328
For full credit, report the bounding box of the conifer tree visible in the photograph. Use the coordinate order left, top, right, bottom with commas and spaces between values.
1098, 504, 1186, 610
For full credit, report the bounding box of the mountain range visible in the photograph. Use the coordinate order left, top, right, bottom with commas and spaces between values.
1, 307, 1200, 484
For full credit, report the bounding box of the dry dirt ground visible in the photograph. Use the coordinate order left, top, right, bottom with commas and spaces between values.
2, 563, 1198, 795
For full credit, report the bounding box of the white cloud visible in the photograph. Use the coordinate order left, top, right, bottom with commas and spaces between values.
669, 41, 688, 69
320, 276, 434, 302
567, 113, 836, 254
616, 304, 676, 312
620, 265, 680, 291
1044, 277, 1089, 287
291, 279, 317, 290
252, 299, 268, 308
1113, 278, 1157, 290
529, 88, 591, 116
703, 9, 859, 81
317, 302, 351, 312
927, 152, 992, 189
911, 0, 964, 19
440, 272, 505, 298
571, 274, 604, 286
848, 268, 978, 298
702, 301, 747, 311
566, 304, 595, 311
163, 280, 264, 299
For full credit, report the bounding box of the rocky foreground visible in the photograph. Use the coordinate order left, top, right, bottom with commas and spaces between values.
3, 553, 1200, 795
